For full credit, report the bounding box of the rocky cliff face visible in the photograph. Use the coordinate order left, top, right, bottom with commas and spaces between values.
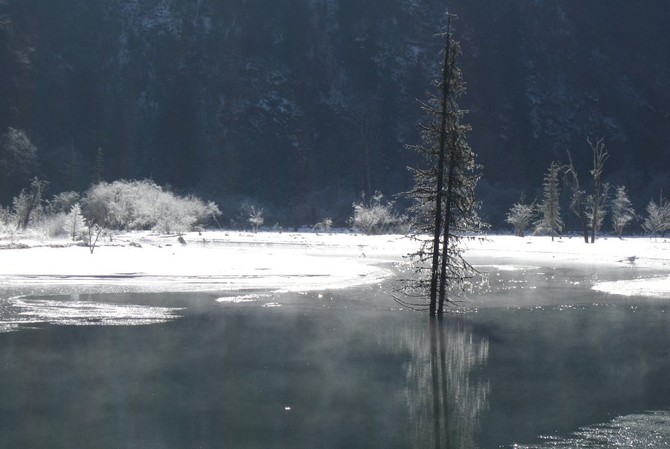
2, 0, 669, 227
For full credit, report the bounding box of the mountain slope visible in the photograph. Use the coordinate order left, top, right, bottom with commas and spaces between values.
1, 0, 669, 228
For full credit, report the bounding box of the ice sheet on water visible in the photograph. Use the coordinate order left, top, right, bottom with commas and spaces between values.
0, 296, 183, 332
514, 410, 670, 448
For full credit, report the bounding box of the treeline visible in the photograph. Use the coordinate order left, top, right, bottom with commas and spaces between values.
504, 139, 668, 240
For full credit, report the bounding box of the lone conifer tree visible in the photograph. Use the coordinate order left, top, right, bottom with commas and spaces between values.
405, 14, 481, 316
535, 161, 563, 241
65, 203, 86, 241
611, 185, 635, 238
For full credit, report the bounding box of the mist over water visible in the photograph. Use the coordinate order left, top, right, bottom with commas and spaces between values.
0, 263, 669, 448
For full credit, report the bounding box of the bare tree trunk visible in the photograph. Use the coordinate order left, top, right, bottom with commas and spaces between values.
429, 19, 454, 316
439, 131, 458, 315
589, 137, 608, 244
565, 152, 589, 243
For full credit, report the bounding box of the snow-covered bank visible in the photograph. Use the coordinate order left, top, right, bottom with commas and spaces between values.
2, 232, 670, 299
0, 231, 417, 295
464, 235, 670, 268
464, 235, 670, 298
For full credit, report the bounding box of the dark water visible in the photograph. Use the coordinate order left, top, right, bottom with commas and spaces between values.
1, 262, 669, 448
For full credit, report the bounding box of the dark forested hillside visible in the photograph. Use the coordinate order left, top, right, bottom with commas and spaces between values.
1, 0, 669, 228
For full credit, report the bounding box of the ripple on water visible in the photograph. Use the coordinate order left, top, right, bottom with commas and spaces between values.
514, 410, 670, 448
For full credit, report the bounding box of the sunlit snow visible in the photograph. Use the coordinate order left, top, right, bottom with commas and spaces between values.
2, 232, 670, 300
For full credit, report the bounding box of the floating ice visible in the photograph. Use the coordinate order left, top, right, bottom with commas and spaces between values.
0, 296, 183, 332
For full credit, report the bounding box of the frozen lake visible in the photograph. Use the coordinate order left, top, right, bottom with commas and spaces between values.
0, 261, 669, 448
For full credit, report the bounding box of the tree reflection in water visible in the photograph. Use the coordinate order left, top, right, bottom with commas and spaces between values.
402, 317, 489, 448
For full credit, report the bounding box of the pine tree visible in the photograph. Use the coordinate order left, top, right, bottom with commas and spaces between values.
535, 161, 563, 241
642, 195, 670, 237
404, 14, 482, 316
610, 185, 635, 238
65, 203, 87, 241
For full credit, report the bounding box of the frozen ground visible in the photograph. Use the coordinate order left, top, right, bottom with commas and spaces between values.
1, 231, 670, 298
0, 231, 416, 295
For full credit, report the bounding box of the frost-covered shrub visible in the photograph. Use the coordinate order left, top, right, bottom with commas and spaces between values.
505, 201, 535, 237
642, 197, 670, 237
248, 206, 264, 233
350, 191, 407, 235
152, 195, 195, 234
38, 212, 69, 238
0, 205, 13, 234
12, 178, 48, 230
49, 191, 80, 214
82, 180, 221, 233
314, 218, 333, 233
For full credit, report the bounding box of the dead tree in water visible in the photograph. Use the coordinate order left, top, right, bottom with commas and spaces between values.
404, 14, 482, 316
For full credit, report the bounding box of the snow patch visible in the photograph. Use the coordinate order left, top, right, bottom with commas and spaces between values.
592, 276, 670, 298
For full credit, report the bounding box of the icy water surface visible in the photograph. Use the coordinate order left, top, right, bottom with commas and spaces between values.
0, 262, 669, 448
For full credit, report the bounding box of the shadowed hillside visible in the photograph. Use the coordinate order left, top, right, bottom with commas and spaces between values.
1, 0, 669, 228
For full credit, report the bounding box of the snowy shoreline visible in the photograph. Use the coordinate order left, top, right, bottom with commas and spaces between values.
0, 231, 417, 296
1, 232, 670, 298
464, 235, 670, 298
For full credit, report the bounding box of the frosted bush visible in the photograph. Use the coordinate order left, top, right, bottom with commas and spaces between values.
350, 191, 407, 235
82, 180, 220, 233
248, 206, 264, 233
38, 212, 69, 239
314, 218, 333, 233
49, 191, 80, 214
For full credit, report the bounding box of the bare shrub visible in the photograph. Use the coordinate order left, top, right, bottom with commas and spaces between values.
314, 218, 333, 233
248, 206, 264, 233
